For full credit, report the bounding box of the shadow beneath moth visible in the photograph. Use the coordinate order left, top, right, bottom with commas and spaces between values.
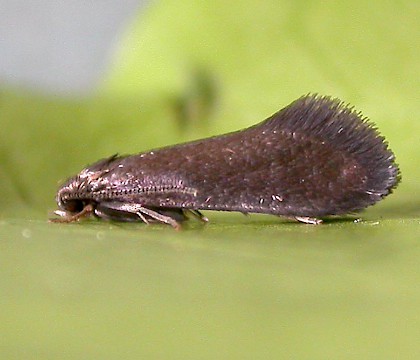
52, 95, 400, 229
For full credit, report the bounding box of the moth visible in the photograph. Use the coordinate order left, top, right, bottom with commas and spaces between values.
52, 95, 400, 229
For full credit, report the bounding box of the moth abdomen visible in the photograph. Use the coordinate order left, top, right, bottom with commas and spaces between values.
52, 94, 400, 228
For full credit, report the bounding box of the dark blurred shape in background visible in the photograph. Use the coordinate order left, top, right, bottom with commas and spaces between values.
171, 67, 218, 133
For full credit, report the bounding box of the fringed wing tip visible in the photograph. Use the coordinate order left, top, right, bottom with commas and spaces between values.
264, 94, 401, 202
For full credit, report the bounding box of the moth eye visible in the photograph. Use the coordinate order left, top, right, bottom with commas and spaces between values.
63, 200, 85, 213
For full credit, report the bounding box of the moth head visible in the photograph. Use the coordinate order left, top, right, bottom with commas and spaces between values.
54, 176, 93, 219
53, 156, 118, 220
54, 168, 105, 219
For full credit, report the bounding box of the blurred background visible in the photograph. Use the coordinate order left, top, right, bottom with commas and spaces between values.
0, 1, 419, 359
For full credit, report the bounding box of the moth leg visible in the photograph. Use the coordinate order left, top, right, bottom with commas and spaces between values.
95, 202, 144, 222
95, 202, 181, 229
51, 204, 94, 223
294, 216, 323, 225
137, 206, 182, 230
186, 209, 209, 223
135, 210, 150, 225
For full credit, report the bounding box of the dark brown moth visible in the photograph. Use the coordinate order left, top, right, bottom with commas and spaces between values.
52, 94, 400, 229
